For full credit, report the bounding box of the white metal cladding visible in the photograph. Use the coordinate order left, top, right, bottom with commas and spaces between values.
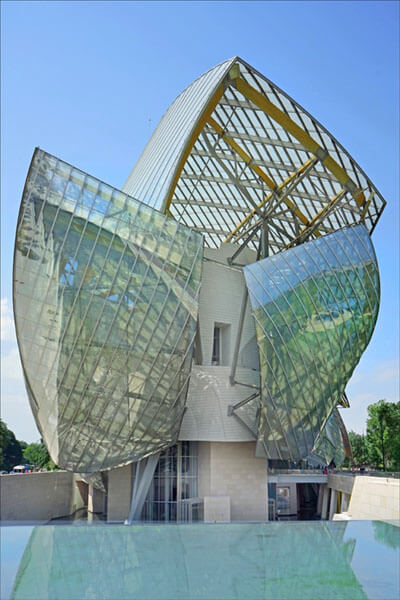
123, 57, 385, 255
14, 149, 203, 473
123, 58, 236, 208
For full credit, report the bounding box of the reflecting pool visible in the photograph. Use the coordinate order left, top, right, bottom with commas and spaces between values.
1, 521, 399, 600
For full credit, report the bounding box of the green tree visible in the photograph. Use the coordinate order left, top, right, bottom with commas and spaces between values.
23, 440, 53, 469
345, 431, 368, 467
366, 400, 400, 470
0, 419, 24, 471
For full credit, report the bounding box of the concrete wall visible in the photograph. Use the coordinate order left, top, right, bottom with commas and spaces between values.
345, 476, 400, 521
327, 474, 400, 521
0, 471, 84, 521
327, 473, 355, 495
199, 441, 267, 521
198, 245, 257, 368
107, 464, 132, 522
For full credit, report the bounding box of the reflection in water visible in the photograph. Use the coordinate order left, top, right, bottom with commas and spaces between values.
373, 520, 400, 549
7, 521, 399, 600
8, 521, 387, 600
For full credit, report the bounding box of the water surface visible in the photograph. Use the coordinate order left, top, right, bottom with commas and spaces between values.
1, 521, 399, 600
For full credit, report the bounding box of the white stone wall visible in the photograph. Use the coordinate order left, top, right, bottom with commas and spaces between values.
345, 476, 400, 521
0, 471, 84, 521
198, 245, 257, 368
107, 464, 132, 521
180, 243, 260, 443
198, 441, 267, 521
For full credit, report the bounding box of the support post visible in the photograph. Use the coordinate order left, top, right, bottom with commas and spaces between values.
177, 442, 182, 521
317, 484, 324, 515
321, 484, 329, 520
229, 286, 248, 385
329, 487, 337, 520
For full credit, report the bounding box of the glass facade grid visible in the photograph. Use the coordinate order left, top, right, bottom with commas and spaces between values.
141, 441, 198, 522
313, 408, 350, 465
13, 58, 387, 480
123, 57, 385, 255
14, 149, 203, 473
244, 225, 379, 461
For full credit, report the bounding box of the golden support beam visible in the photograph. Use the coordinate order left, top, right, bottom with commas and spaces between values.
233, 76, 366, 208
163, 83, 226, 215
284, 189, 346, 249
224, 158, 319, 243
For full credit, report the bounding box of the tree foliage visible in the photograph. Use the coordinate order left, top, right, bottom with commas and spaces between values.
0, 420, 55, 472
366, 400, 400, 470
0, 419, 24, 471
346, 431, 369, 466
23, 441, 53, 469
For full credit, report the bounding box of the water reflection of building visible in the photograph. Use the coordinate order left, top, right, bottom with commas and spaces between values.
12, 522, 369, 600
13, 57, 385, 522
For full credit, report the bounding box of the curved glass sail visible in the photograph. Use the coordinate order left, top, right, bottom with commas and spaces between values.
13, 149, 203, 473
312, 408, 351, 466
244, 225, 379, 461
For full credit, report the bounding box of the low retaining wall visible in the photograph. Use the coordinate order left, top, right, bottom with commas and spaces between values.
346, 475, 400, 521
0, 471, 84, 521
328, 474, 400, 521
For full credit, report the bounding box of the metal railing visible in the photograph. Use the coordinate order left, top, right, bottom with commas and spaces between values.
268, 468, 327, 475
330, 470, 400, 479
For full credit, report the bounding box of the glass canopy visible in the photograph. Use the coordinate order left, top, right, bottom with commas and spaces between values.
124, 57, 385, 256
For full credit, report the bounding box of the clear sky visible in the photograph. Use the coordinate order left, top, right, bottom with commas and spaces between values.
1, 0, 399, 442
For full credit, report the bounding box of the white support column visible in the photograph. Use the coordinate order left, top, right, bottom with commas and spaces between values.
341, 492, 349, 512
329, 488, 337, 520
88, 484, 94, 513
321, 485, 329, 520
317, 484, 324, 515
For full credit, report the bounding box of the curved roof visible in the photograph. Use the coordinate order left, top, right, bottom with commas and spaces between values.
124, 57, 385, 255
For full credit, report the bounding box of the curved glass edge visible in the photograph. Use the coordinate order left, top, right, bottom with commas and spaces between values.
13, 148, 203, 473
244, 225, 380, 461
312, 407, 350, 466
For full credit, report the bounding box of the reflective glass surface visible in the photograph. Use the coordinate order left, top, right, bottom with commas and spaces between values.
314, 407, 349, 466
13, 149, 203, 473
2, 521, 398, 600
244, 225, 379, 461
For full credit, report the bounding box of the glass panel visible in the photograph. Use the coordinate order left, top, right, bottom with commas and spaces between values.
13, 149, 203, 473
244, 225, 379, 463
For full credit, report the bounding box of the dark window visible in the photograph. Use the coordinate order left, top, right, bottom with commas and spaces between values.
212, 326, 220, 365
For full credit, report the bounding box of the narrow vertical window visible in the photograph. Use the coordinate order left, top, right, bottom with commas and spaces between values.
212, 326, 220, 365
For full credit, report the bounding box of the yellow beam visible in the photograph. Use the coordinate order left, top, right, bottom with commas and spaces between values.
164, 83, 225, 215
224, 158, 318, 242
234, 76, 365, 208
285, 189, 346, 249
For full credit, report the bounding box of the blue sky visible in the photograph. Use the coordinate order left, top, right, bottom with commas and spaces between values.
1, 0, 399, 442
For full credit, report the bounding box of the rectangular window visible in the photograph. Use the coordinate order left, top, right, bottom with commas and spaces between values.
212, 326, 220, 365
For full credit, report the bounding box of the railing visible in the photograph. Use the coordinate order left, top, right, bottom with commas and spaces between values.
268, 468, 400, 478
268, 468, 327, 475
331, 470, 400, 479
179, 497, 204, 522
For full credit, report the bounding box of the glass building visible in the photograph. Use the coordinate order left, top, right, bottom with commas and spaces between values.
13, 57, 385, 521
